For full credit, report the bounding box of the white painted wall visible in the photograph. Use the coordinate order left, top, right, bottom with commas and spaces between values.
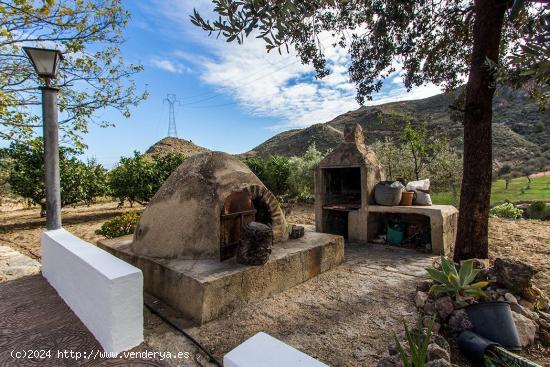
224, 332, 329, 367
41, 229, 143, 354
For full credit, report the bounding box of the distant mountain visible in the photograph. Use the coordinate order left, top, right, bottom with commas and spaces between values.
245, 88, 549, 173
146, 137, 208, 157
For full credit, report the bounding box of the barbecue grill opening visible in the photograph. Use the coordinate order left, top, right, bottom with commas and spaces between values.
325, 167, 362, 208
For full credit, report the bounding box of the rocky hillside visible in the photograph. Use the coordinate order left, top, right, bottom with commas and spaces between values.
246, 88, 549, 173
146, 137, 208, 157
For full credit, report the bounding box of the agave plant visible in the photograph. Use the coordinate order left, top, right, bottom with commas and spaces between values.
394, 317, 435, 367
426, 256, 489, 304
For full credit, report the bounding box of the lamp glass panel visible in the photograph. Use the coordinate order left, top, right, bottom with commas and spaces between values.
26, 48, 58, 78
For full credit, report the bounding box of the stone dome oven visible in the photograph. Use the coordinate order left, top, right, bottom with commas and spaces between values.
131, 151, 288, 260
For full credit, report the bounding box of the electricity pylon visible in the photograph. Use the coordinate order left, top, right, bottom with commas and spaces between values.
164, 94, 180, 137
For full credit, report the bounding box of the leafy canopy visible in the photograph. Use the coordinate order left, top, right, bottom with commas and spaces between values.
1, 138, 108, 208
191, 0, 548, 105
108, 152, 186, 206
0, 0, 146, 146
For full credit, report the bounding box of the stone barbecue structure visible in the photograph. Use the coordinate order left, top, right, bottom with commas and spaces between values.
314, 124, 458, 254
315, 124, 385, 243
99, 152, 343, 324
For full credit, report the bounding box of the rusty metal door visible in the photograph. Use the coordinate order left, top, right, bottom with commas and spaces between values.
220, 190, 256, 261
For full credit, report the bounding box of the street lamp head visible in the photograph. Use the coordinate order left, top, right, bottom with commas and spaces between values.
23, 47, 63, 82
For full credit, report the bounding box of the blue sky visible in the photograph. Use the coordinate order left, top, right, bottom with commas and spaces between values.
8, 0, 444, 168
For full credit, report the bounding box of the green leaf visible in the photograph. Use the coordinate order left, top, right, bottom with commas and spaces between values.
394, 335, 411, 367
469, 281, 490, 289
426, 268, 448, 285
458, 259, 473, 285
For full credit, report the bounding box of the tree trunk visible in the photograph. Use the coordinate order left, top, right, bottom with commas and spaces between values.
454, 0, 508, 262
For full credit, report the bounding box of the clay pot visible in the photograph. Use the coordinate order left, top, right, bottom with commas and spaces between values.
399, 191, 415, 206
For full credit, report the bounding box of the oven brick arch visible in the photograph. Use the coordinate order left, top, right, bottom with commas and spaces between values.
245, 184, 286, 243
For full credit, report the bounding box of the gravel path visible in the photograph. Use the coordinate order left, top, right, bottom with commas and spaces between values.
145, 243, 435, 367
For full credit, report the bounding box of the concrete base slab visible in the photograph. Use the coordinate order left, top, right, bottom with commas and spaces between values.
98, 231, 344, 324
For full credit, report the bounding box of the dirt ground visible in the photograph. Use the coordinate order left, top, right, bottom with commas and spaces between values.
1, 202, 549, 366
0, 201, 144, 259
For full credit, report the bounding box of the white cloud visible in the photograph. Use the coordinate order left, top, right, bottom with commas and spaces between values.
150, 58, 190, 74
146, 0, 444, 130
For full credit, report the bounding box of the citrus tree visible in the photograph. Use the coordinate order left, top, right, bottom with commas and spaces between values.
109, 152, 185, 206
1, 139, 108, 215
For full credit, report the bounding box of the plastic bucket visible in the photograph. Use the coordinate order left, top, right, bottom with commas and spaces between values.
387, 224, 404, 244
457, 331, 499, 364
466, 302, 521, 351
399, 191, 414, 206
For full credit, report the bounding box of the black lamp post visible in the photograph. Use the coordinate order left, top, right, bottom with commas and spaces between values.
23, 47, 64, 230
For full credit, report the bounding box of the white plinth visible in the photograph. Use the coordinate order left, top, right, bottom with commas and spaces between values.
41, 228, 143, 354
224, 332, 328, 367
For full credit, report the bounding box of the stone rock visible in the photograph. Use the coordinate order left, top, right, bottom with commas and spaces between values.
496, 288, 508, 297
512, 311, 538, 347
504, 293, 518, 304
485, 289, 499, 302
494, 258, 537, 293
376, 354, 401, 367
415, 291, 430, 308
538, 317, 550, 330
539, 311, 550, 323
424, 301, 436, 315
417, 280, 432, 293
435, 296, 454, 320
447, 309, 473, 334
522, 285, 543, 303
518, 299, 534, 310
510, 302, 539, 321
427, 343, 449, 362
521, 286, 550, 311
422, 316, 441, 334
431, 333, 451, 356
539, 296, 550, 312
426, 360, 452, 367
540, 330, 550, 347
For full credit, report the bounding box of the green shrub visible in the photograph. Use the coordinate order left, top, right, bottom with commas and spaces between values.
394, 317, 435, 367
287, 144, 323, 200
109, 152, 185, 206
527, 201, 550, 220
489, 203, 523, 219
244, 155, 290, 196
96, 211, 140, 238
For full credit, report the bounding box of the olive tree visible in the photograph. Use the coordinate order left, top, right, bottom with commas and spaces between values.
0, 0, 146, 147
191, 0, 548, 261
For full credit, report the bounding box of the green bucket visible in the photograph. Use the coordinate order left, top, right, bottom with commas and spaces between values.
387, 224, 404, 244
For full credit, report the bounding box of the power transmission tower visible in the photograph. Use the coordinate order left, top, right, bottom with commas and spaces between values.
164, 94, 180, 137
